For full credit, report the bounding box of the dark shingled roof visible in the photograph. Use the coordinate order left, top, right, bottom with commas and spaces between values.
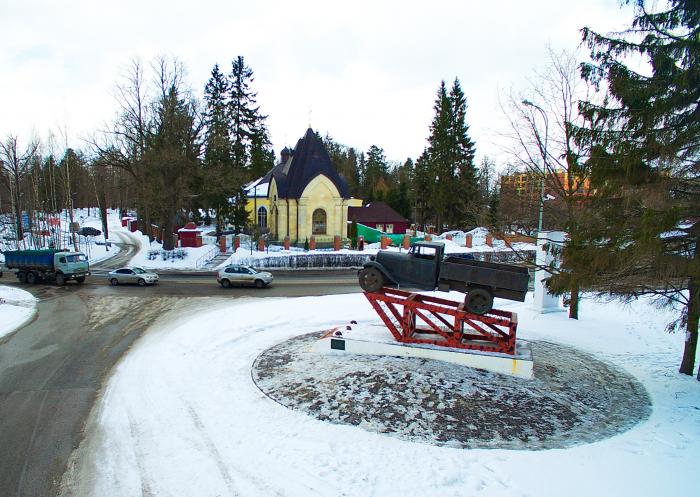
266, 128, 350, 199
348, 201, 408, 224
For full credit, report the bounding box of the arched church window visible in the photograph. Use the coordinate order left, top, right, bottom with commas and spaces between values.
312, 209, 327, 235
257, 206, 267, 228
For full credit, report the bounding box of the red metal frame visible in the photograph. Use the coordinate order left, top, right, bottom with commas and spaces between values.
364, 288, 518, 355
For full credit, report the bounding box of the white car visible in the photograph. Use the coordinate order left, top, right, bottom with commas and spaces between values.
217, 265, 273, 288
108, 267, 159, 286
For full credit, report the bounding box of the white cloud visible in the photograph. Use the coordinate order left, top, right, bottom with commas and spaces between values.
0, 0, 632, 164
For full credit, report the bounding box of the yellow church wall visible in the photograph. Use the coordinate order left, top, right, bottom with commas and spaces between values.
246, 197, 270, 228
249, 174, 364, 244
298, 174, 347, 242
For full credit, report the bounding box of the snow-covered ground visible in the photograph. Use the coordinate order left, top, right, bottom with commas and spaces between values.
0, 208, 123, 265
126, 230, 219, 270
61, 292, 698, 497
0, 285, 37, 340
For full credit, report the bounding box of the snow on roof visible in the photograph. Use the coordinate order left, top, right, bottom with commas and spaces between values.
245, 177, 269, 197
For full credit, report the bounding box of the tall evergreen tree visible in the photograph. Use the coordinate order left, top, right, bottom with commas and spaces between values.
412, 149, 432, 229
202, 64, 234, 235
364, 145, 389, 199
227, 55, 273, 180
424, 79, 477, 232
144, 81, 200, 250
571, 0, 700, 376
449, 79, 478, 228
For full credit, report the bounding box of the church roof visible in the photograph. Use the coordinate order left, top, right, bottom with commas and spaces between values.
269, 128, 350, 199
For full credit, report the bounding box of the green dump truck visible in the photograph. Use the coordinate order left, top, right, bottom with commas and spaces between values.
3, 249, 90, 285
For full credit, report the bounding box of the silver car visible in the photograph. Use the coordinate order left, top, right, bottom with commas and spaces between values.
108, 266, 159, 286
217, 265, 273, 288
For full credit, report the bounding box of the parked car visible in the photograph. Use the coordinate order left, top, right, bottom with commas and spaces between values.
78, 226, 101, 237
108, 266, 159, 286
217, 265, 273, 288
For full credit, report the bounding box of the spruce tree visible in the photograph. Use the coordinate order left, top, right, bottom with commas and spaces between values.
365, 145, 389, 199
412, 149, 432, 230
448, 79, 478, 228
426, 81, 453, 232
202, 64, 234, 236
227, 55, 274, 180
424, 79, 477, 232
575, 0, 700, 376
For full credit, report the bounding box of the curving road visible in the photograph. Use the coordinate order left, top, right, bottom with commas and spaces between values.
0, 249, 361, 497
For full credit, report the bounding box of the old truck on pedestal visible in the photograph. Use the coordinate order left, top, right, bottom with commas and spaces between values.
358, 241, 529, 314
3, 249, 90, 285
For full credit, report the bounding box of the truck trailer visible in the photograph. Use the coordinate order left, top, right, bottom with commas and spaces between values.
3, 249, 90, 285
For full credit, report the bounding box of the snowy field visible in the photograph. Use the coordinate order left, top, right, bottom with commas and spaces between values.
0, 285, 37, 340
60, 292, 698, 497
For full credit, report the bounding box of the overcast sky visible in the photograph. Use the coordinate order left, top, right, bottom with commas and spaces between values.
1, 0, 633, 166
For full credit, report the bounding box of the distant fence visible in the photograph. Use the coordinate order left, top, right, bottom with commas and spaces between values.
231, 248, 535, 270
232, 253, 372, 269
470, 249, 535, 264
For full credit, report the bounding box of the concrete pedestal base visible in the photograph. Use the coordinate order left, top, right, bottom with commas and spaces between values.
313, 324, 534, 379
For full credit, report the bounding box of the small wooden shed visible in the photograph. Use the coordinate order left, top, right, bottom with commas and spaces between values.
177, 222, 203, 248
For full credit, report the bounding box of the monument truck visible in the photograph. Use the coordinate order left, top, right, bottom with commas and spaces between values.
3, 249, 90, 285
358, 241, 529, 315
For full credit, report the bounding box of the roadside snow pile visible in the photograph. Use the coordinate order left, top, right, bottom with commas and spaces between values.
0, 285, 37, 339
61, 292, 699, 497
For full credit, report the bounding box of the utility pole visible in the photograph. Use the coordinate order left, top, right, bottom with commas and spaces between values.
522, 99, 549, 235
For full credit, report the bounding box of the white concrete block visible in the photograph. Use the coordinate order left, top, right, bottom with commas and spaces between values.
313, 326, 534, 379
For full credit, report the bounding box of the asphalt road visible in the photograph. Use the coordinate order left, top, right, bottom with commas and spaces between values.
0, 267, 361, 497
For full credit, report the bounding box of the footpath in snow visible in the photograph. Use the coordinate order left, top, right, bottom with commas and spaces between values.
0, 285, 37, 340
60, 292, 698, 497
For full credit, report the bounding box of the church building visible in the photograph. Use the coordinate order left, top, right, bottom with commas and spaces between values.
246, 128, 362, 244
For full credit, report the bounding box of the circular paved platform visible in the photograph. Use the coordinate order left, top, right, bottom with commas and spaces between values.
252, 332, 651, 450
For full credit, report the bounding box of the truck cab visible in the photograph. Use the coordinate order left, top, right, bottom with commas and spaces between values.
359, 242, 445, 292
54, 252, 89, 279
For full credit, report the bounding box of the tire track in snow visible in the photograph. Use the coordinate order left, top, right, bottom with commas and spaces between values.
184, 404, 241, 496
127, 412, 155, 497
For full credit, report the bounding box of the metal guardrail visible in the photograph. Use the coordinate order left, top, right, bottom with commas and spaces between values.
194, 245, 219, 269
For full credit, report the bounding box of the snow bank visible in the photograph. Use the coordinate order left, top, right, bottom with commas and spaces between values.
0, 285, 37, 339
127, 231, 218, 270
62, 293, 699, 497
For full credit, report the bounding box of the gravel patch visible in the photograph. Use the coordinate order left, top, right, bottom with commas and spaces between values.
252, 332, 651, 450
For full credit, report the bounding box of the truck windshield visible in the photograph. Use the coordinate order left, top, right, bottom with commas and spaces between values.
66, 254, 87, 262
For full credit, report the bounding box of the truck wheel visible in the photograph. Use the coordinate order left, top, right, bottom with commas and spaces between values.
55, 273, 66, 286
76, 277, 85, 284
26, 272, 37, 284
359, 267, 384, 293
465, 289, 494, 315
17, 272, 27, 284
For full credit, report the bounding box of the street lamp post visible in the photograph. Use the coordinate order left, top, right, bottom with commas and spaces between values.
522, 99, 549, 235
